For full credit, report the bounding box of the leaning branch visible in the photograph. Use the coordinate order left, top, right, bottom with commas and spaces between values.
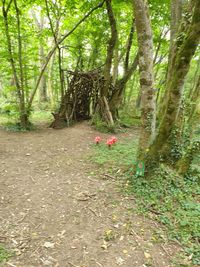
27, 0, 105, 110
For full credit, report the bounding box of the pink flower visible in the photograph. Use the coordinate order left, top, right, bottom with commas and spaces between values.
111, 136, 117, 144
95, 136, 101, 144
106, 139, 113, 147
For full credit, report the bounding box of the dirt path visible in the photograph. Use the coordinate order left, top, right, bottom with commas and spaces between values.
0, 122, 178, 267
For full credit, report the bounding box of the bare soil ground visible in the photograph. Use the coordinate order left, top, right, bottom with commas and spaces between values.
0, 122, 179, 267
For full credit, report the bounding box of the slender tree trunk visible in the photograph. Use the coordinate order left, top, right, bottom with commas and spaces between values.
44, 0, 65, 101
14, 0, 30, 128
2, 0, 30, 128
37, 14, 48, 103
133, 0, 156, 159
102, 0, 117, 98
39, 46, 48, 102
109, 53, 138, 119
96, 0, 117, 125
112, 45, 119, 86
124, 17, 135, 73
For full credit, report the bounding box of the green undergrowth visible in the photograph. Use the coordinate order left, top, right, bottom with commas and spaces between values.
91, 138, 200, 266
119, 109, 141, 127
0, 245, 13, 263
91, 110, 141, 133
91, 138, 138, 167
0, 110, 52, 131
126, 167, 200, 266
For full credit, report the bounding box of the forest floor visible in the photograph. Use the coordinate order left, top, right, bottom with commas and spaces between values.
0, 122, 180, 267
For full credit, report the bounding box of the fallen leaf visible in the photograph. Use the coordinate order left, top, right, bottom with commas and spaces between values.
116, 257, 125, 265
43, 242, 55, 249
144, 252, 151, 259
119, 236, 124, 241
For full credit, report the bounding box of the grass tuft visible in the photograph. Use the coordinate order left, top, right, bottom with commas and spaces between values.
0, 245, 13, 263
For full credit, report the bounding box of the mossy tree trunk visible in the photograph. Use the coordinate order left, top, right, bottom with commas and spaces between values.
158, 0, 182, 118
146, 0, 200, 168
133, 0, 156, 160
176, 141, 200, 175
188, 74, 200, 124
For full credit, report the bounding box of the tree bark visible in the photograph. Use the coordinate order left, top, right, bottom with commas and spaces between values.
97, 0, 117, 125
176, 140, 200, 175
101, 0, 118, 97
133, 0, 156, 159
188, 74, 200, 124
147, 0, 200, 167
109, 53, 138, 119
158, 0, 182, 119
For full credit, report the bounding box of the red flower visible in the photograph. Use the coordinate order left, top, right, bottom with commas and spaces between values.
111, 136, 117, 143
95, 136, 101, 144
106, 139, 113, 147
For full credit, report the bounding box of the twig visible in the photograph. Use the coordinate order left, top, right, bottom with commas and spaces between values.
103, 173, 116, 180
29, 176, 36, 183
91, 258, 103, 267
68, 262, 78, 267
7, 263, 17, 267
148, 208, 163, 215
17, 212, 28, 223
88, 207, 99, 217
96, 261, 103, 267
161, 244, 171, 257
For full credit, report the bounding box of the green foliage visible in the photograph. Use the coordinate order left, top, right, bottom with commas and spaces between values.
91, 115, 116, 133
119, 109, 141, 127
0, 110, 52, 131
0, 99, 19, 116
0, 245, 13, 263
126, 168, 200, 265
30, 109, 52, 124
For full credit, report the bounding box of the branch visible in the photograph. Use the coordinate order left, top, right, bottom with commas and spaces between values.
6, 0, 13, 13
27, 0, 106, 110
102, 0, 118, 96
118, 52, 138, 95
124, 17, 135, 72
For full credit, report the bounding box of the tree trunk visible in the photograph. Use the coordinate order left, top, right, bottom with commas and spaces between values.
109, 53, 138, 119
158, 0, 182, 119
133, 0, 156, 160
147, 0, 200, 167
188, 74, 200, 124
3, 0, 30, 129
97, 0, 118, 125
39, 46, 48, 102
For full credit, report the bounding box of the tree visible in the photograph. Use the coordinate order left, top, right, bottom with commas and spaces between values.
146, 0, 200, 169
133, 0, 156, 159
2, 0, 30, 128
